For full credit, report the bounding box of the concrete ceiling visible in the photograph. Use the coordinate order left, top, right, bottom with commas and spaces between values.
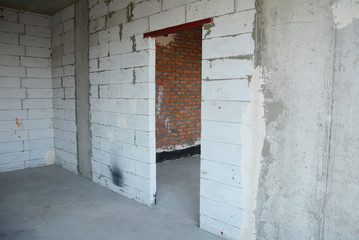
0, 0, 77, 16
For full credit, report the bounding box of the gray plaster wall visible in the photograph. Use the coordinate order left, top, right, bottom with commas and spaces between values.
254, 0, 359, 239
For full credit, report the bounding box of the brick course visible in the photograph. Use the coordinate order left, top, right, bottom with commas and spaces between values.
155, 28, 202, 151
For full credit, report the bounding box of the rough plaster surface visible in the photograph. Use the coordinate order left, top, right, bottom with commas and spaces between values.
239, 66, 265, 240
254, 0, 359, 239
331, 0, 359, 29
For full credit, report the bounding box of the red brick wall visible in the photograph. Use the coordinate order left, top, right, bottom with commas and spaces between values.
155, 28, 202, 152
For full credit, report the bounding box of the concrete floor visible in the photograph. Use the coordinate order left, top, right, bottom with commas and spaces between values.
156, 155, 200, 224
0, 158, 221, 240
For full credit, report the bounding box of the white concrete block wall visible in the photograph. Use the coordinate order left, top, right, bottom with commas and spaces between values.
89, 0, 255, 237
51, 5, 78, 173
0, 7, 54, 172
200, 5, 255, 239
89, 0, 156, 205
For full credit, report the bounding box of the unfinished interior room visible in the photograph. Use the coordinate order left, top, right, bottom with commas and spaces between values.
0, 0, 358, 239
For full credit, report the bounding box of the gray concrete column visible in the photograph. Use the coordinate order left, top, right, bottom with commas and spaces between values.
75, 0, 92, 179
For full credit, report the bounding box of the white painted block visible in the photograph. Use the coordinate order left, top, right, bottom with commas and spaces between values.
0, 88, 26, 98
186, 0, 234, 22
25, 46, 51, 58
89, 43, 109, 59
23, 119, 53, 130
108, 0, 131, 12
122, 18, 149, 38
27, 68, 52, 78
52, 45, 63, 58
27, 89, 53, 98
51, 12, 61, 27
64, 65, 75, 76
135, 161, 155, 178
203, 10, 255, 39
30, 148, 53, 160
0, 130, 28, 143
202, 80, 250, 101
0, 32, 19, 44
89, 32, 99, 47
132, 0, 161, 20
0, 77, 20, 88
22, 78, 52, 89
0, 141, 23, 154
21, 57, 51, 68
134, 66, 155, 83
63, 41, 75, 54
19, 13, 50, 27
52, 67, 64, 78
0, 99, 21, 109
89, 17, 106, 33
100, 84, 122, 98
63, 76, 75, 87
92, 149, 111, 165
0, 120, 22, 131
135, 130, 155, 148
28, 109, 54, 119
0, 43, 25, 56
111, 154, 136, 174
203, 59, 253, 80
25, 25, 51, 37
89, 2, 108, 20
52, 36, 62, 48
0, 55, 20, 66
23, 99, 53, 109
202, 120, 242, 144
200, 178, 242, 208
62, 53, 75, 65
24, 138, 54, 150
99, 51, 149, 70
29, 129, 54, 139
0, 162, 24, 172
200, 214, 241, 239
63, 99, 76, 110
62, 29, 74, 43
61, 5, 75, 22
0, 109, 26, 120
52, 22, 63, 37
64, 109, 75, 121
149, 6, 185, 31
0, 152, 29, 164
202, 100, 245, 123
162, 0, 199, 10
64, 88, 75, 99
20, 35, 51, 48
108, 38, 132, 56
63, 19, 74, 32
235, 0, 255, 12
0, 8, 18, 22
105, 8, 127, 28
201, 160, 241, 187
25, 159, 47, 167
122, 83, 154, 99
200, 196, 243, 227
0, 21, 24, 33
203, 34, 254, 59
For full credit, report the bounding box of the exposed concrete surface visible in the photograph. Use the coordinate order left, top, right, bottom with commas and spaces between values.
0, 165, 221, 240
254, 0, 359, 239
323, 5, 359, 238
75, 0, 92, 180
157, 155, 200, 224
239, 66, 265, 240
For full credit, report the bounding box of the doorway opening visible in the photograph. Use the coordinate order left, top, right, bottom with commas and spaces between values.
154, 27, 202, 224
